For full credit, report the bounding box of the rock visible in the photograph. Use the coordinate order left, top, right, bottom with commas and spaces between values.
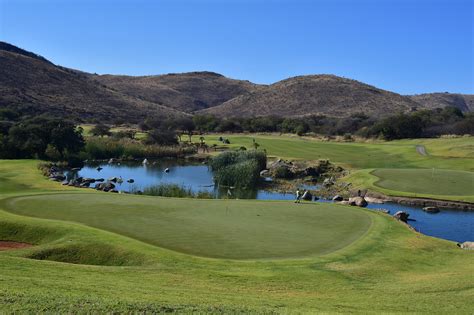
96, 166, 103, 171
457, 242, 474, 250
301, 191, 313, 201
339, 200, 356, 206
332, 195, 343, 201
142, 158, 149, 165
127, 179, 135, 183
108, 177, 118, 182
95, 182, 115, 192
108, 158, 117, 164
349, 196, 368, 207
423, 206, 440, 213
322, 177, 334, 187
96, 178, 104, 182
80, 182, 90, 188
164, 168, 170, 173
61, 181, 69, 186
313, 195, 319, 201
71, 167, 81, 171
260, 169, 270, 177
394, 211, 409, 223
82, 178, 96, 184
109, 189, 119, 193
304, 167, 319, 177
365, 196, 384, 204
49, 174, 66, 181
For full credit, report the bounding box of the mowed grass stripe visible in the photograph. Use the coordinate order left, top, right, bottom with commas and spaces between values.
2, 193, 372, 259
372, 169, 474, 196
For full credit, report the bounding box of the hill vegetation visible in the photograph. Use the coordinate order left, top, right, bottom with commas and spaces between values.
1, 42, 472, 124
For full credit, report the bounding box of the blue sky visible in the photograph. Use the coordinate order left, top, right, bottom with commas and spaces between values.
0, 0, 472, 94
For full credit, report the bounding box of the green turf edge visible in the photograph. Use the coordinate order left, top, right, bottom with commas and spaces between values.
344, 168, 474, 203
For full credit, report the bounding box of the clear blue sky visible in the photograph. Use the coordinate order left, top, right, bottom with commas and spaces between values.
1, 0, 472, 94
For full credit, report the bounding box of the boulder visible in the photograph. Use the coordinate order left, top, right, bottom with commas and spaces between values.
394, 211, 409, 223
108, 177, 118, 183
339, 200, 356, 206
304, 167, 319, 177
80, 182, 90, 188
82, 178, 96, 184
259, 169, 270, 177
365, 196, 384, 204
349, 196, 368, 207
332, 195, 344, 202
457, 242, 474, 250
423, 206, 440, 213
322, 177, 334, 187
127, 179, 135, 183
96, 178, 105, 182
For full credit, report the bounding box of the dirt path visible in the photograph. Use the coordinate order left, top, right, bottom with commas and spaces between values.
0, 241, 32, 251
416, 145, 428, 156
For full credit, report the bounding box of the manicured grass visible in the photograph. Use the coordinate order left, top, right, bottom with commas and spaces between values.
206, 134, 474, 200
0, 160, 473, 312
1, 193, 372, 259
207, 134, 474, 171
372, 169, 474, 196
345, 169, 474, 202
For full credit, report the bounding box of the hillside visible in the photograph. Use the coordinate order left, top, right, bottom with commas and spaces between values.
94, 72, 258, 112
0, 42, 185, 123
1, 42, 472, 122
410, 93, 474, 112
199, 75, 424, 118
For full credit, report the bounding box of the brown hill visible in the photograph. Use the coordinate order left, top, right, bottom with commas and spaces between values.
409, 93, 474, 112
199, 75, 422, 118
2, 42, 472, 123
93, 72, 258, 112
0, 42, 185, 123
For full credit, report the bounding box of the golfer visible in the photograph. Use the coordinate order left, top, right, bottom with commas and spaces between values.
295, 188, 302, 203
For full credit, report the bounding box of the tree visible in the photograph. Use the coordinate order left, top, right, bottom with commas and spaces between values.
144, 129, 178, 146
90, 124, 111, 137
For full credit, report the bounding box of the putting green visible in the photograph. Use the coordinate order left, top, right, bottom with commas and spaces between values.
372, 168, 474, 196
2, 193, 372, 259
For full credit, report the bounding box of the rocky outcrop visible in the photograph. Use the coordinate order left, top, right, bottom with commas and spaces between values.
394, 211, 409, 223
457, 242, 474, 250
423, 206, 440, 213
349, 196, 368, 207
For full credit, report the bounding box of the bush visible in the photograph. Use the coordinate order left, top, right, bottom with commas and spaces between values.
136, 184, 214, 199
82, 137, 196, 160
210, 150, 267, 188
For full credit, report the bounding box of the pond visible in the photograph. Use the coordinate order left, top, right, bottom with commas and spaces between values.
69, 160, 474, 243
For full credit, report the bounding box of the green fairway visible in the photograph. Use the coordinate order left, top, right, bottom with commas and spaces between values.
0, 160, 473, 313
1, 194, 372, 259
207, 135, 474, 171
372, 169, 474, 196
206, 134, 474, 200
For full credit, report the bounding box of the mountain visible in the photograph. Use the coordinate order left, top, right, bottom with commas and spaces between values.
0, 42, 185, 123
409, 93, 474, 112
1, 42, 472, 123
93, 72, 258, 113
199, 75, 422, 118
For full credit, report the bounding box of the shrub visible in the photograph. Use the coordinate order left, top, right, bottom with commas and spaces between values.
210, 150, 267, 188
136, 184, 214, 199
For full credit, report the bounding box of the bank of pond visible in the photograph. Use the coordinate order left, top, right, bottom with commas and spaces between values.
65, 160, 474, 243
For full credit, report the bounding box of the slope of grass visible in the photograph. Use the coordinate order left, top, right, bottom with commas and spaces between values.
0, 161, 473, 312
344, 169, 474, 202
207, 135, 474, 171
206, 135, 474, 200
1, 193, 372, 259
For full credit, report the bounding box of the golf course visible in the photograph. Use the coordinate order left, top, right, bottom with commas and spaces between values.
207, 135, 474, 202
0, 140, 473, 312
